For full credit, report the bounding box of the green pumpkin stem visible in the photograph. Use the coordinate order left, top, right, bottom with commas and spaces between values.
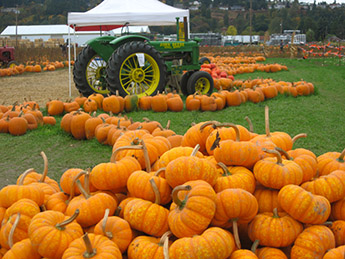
8, 213, 21, 249
18, 168, 35, 185
337, 148, 345, 162
262, 148, 283, 165
150, 178, 161, 204
171, 185, 192, 209
217, 162, 232, 176
250, 239, 260, 253
114, 206, 122, 217
82, 233, 97, 258
55, 209, 80, 230
292, 133, 307, 144
265, 105, 271, 137
244, 116, 254, 133
102, 208, 113, 239
38, 151, 48, 183
76, 179, 91, 199
232, 219, 241, 249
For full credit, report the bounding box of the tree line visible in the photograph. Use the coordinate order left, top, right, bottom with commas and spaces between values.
0, 0, 344, 42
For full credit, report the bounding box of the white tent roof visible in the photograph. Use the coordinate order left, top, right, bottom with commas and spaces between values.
0, 25, 150, 36
68, 0, 189, 29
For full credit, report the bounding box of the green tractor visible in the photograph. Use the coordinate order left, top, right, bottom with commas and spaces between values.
73, 18, 213, 98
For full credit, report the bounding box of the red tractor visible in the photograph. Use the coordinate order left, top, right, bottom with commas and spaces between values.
0, 46, 18, 68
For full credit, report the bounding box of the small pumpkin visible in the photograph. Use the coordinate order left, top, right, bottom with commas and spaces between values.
168, 180, 217, 238
62, 233, 122, 259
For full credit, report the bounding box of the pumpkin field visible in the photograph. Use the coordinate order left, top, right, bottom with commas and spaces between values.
0, 54, 345, 258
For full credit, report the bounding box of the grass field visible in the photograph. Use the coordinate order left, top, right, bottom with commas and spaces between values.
0, 57, 344, 189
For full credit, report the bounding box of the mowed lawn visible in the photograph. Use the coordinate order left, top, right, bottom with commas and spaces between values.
0, 57, 344, 188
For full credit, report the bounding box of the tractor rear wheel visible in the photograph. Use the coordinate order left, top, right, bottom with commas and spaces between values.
106, 41, 166, 98
187, 71, 214, 95
73, 45, 109, 96
180, 71, 194, 96
8, 61, 19, 68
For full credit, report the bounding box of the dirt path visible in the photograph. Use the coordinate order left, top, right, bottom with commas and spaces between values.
0, 68, 80, 108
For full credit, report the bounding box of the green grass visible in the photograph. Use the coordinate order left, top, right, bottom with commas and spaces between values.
1, 57, 345, 189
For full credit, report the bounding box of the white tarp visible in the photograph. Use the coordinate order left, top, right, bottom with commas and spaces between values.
67, 0, 189, 29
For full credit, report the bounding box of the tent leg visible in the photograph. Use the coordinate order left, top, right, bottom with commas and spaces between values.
68, 25, 71, 98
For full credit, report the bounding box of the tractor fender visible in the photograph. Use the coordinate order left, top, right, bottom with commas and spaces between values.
86, 35, 150, 62
109, 35, 150, 50
86, 36, 117, 62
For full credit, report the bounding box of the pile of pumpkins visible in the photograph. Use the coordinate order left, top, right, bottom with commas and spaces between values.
47, 75, 315, 120
1, 105, 345, 258
0, 100, 56, 136
0, 60, 73, 77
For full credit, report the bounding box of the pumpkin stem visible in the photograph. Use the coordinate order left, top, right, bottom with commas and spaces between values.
38, 151, 48, 183
244, 116, 254, 133
217, 162, 231, 176
111, 143, 151, 172
292, 133, 307, 144
338, 148, 345, 162
262, 148, 283, 165
199, 121, 219, 132
250, 239, 260, 253
8, 213, 20, 249
191, 144, 201, 156
159, 231, 172, 246
66, 170, 87, 204
150, 178, 161, 204
102, 208, 113, 239
232, 219, 241, 249
76, 179, 91, 199
275, 147, 292, 160
272, 208, 280, 218
114, 206, 122, 217
84, 169, 91, 195
56, 209, 80, 230
82, 233, 97, 258
166, 120, 171, 130
172, 185, 192, 208
265, 105, 271, 137
154, 167, 166, 177
18, 168, 35, 185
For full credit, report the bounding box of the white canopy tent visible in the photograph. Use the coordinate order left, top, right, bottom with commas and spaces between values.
67, 0, 189, 96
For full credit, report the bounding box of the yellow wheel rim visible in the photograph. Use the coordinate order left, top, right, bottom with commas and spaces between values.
86, 55, 109, 94
119, 53, 160, 98
9, 63, 17, 68
195, 77, 211, 94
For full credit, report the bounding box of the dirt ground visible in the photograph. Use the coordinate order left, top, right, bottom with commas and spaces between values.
0, 69, 80, 108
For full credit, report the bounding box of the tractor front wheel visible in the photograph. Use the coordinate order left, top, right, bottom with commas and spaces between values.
73, 45, 109, 96
187, 71, 214, 95
106, 41, 166, 98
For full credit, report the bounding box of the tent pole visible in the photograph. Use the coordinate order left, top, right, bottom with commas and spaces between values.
68, 25, 71, 97
73, 28, 76, 61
